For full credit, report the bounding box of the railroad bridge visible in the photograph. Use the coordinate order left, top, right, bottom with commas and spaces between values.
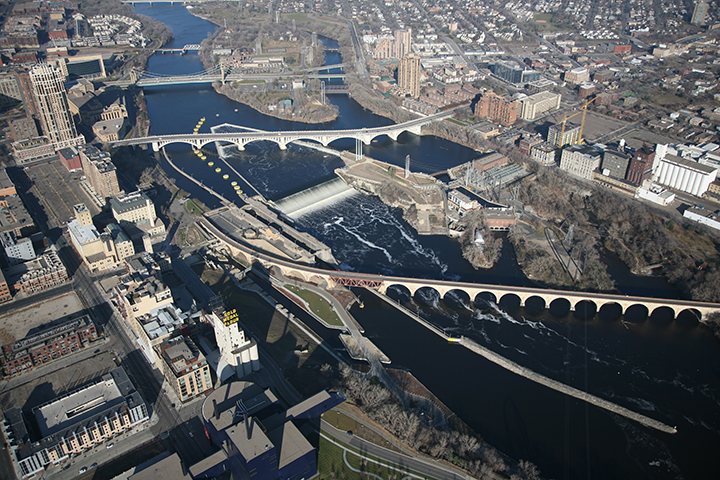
199, 218, 720, 321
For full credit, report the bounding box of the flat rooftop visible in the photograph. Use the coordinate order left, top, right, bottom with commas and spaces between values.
33, 372, 129, 437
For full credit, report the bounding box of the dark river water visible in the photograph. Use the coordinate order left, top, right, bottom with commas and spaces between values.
133, 5, 720, 479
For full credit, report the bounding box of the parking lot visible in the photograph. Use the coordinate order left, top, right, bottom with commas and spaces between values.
24, 159, 99, 226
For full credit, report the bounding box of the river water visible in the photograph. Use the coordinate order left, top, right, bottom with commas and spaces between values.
133, 6, 720, 479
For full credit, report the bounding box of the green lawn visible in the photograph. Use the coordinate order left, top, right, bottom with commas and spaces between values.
317, 435, 436, 480
284, 285, 344, 326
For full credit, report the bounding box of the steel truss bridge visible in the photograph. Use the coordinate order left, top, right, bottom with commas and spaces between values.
109, 110, 454, 151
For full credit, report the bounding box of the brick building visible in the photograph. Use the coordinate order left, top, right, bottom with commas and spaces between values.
1, 316, 98, 377
474, 91, 517, 126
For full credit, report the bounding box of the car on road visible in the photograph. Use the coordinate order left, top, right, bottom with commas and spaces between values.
189, 431, 193, 437
79, 467, 87, 474
106, 443, 114, 449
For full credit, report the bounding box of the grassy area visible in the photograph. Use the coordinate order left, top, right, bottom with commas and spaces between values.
184, 199, 204, 216
652, 94, 687, 106
533, 13, 553, 22
317, 435, 437, 480
284, 285, 344, 327
446, 118, 466, 126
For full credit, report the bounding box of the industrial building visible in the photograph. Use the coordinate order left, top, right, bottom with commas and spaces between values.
559, 145, 602, 180
518, 91, 561, 120
110, 190, 166, 240
491, 60, 540, 85
206, 308, 260, 381
5, 368, 149, 478
653, 154, 717, 197
602, 148, 632, 179
564, 67, 590, 84
67, 203, 135, 272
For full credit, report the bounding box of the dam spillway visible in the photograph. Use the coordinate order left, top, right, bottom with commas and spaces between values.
273, 176, 357, 219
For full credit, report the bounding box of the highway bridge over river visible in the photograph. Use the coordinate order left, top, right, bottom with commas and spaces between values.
110, 110, 454, 151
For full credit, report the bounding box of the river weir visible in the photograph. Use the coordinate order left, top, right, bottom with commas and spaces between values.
367, 289, 677, 434
272, 176, 358, 219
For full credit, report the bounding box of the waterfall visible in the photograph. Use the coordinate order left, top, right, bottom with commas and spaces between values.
273, 176, 358, 218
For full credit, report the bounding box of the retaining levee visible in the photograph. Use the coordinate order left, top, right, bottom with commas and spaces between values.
370, 289, 676, 434
460, 337, 677, 434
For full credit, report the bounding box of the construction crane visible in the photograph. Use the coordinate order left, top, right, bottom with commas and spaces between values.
558, 96, 600, 146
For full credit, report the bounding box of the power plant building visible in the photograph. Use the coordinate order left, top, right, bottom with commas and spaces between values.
519, 91, 562, 120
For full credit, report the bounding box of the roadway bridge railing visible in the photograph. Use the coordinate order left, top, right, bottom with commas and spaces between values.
109, 110, 453, 152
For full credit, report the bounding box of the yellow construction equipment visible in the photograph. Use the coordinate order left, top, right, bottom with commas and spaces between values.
559, 96, 600, 146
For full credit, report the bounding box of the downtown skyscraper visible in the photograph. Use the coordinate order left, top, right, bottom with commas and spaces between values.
29, 63, 84, 150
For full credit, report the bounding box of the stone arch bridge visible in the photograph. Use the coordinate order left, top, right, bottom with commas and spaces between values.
110, 110, 453, 152
199, 218, 720, 321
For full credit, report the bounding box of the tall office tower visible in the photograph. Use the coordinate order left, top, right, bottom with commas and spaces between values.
691, 2, 709, 25
29, 63, 83, 150
398, 53, 421, 99
394, 28, 412, 58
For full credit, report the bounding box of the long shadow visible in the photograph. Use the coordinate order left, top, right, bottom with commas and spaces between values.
121, 349, 161, 410
21, 382, 56, 441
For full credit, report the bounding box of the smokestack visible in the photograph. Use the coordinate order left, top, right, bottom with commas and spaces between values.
213, 399, 219, 420
246, 415, 252, 440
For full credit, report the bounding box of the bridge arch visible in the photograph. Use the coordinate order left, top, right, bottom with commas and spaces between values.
524, 295, 546, 315
649, 306, 675, 325
549, 298, 571, 317
474, 291, 497, 307
443, 289, 472, 310
499, 293, 522, 311
386, 284, 412, 302
414, 286, 441, 307
598, 302, 623, 321
574, 300, 597, 319
677, 308, 701, 327
624, 304, 649, 323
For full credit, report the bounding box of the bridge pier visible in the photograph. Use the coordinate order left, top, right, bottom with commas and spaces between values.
151, 142, 159, 152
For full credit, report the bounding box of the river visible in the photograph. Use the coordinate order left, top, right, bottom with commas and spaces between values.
132, 5, 720, 479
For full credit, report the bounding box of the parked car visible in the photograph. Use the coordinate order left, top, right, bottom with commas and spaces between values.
106, 443, 114, 449
79, 467, 87, 474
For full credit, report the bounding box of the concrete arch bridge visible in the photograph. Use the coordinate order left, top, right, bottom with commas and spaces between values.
198, 218, 720, 322
110, 110, 453, 152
